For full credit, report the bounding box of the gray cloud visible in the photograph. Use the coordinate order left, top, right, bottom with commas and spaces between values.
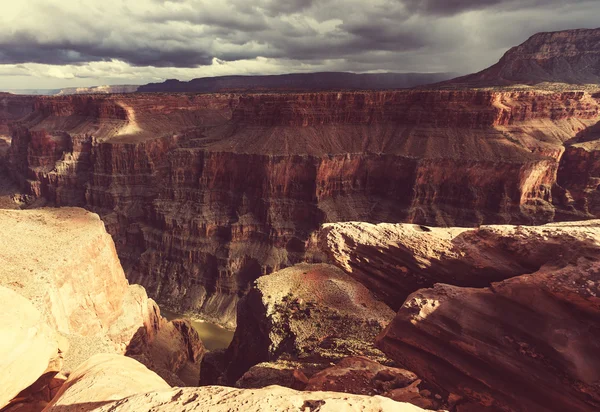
0, 0, 598, 88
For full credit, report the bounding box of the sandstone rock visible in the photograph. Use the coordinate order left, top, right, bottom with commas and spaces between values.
3, 88, 600, 326
45, 354, 427, 412
0, 208, 160, 371
236, 360, 318, 390
0, 208, 206, 389
98, 386, 425, 412
44, 354, 171, 410
316, 220, 600, 309
305, 356, 418, 396
0, 286, 60, 409
377, 224, 600, 411
224, 263, 395, 383
130, 318, 205, 386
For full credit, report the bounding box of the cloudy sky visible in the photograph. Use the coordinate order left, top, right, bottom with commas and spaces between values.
0, 0, 598, 89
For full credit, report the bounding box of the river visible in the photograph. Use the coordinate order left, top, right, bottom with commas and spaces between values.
160, 309, 235, 351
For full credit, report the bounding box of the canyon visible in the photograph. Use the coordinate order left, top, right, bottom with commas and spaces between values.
2, 86, 600, 326
2, 26, 600, 412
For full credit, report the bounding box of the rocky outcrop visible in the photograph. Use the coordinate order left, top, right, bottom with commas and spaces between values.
2, 87, 600, 325
45, 354, 427, 412
374, 220, 600, 412
131, 318, 205, 386
0, 208, 205, 409
45, 354, 171, 411
0, 208, 162, 370
0, 286, 61, 409
314, 220, 600, 309
303, 357, 443, 410
224, 263, 395, 384
448, 28, 600, 85
557, 140, 600, 217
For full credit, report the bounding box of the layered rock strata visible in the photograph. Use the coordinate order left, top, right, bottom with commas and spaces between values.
45, 354, 426, 412
319, 220, 600, 411
315, 220, 600, 309
3, 89, 600, 325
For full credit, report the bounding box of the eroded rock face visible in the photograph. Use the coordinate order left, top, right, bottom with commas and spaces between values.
45, 354, 427, 412
224, 263, 395, 384
0, 208, 160, 370
315, 220, 600, 309
449, 28, 600, 85
0, 287, 60, 409
375, 221, 600, 412
45, 354, 171, 411
0, 208, 205, 395
3, 88, 600, 325
131, 318, 206, 387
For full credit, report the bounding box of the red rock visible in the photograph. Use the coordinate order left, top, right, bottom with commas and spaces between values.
2, 87, 600, 326
376, 221, 600, 411
225, 263, 395, 384
314, 220, 600, 309
304, 357, 426, 402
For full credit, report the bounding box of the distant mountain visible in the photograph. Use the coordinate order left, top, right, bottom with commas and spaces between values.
447, 28, 600, 86
137, 72, 457, 93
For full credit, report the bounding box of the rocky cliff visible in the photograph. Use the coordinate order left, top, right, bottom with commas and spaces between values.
447, 28, 600, 86
0, 208, 205, 410
3, 88, 600, 325
316, 219, 600, 411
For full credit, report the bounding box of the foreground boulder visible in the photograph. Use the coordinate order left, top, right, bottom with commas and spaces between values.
0, 287, 60, 409
304, 357, 443, 410
376, 223, 600, 411
45, 354, 426, 412
316, 220, 600, 309
225, 263, 396, 384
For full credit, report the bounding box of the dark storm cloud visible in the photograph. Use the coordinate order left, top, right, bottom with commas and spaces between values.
402, 0, 595, 15
1, 0, 600, 74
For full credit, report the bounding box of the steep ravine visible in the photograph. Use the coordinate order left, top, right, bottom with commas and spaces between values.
3, 89, 600, 326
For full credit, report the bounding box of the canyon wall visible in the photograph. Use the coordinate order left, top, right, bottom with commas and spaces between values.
3, 89, 600, 325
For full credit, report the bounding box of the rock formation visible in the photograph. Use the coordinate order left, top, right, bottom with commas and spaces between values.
314, 220, 600, 309
303, 357, 444, 410
0, 208, 205, 409
45, 354, 426, 412
224, 263, 395, 384
315, 220, 600, 411
0, 286, 61, 409
2, 86, 600, 325
447, 28, 600, 86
